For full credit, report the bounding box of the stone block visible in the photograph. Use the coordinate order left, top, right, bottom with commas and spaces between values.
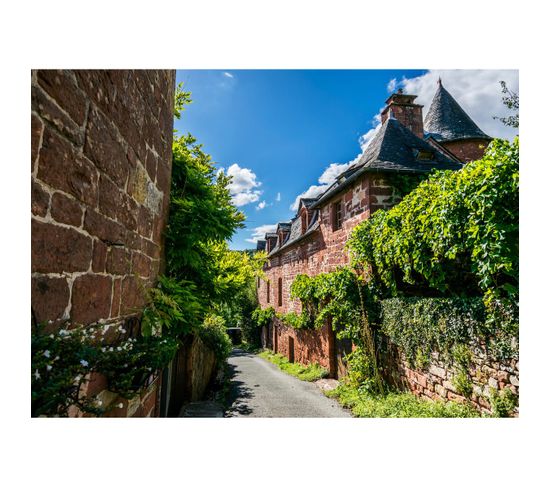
84, 106, 129, 187
510, 375, 519, 386
92, 238, 108, 273
84, 209, 126, 245
110, 278, 122, 318
120, 275, 147, 315
37, 70, 87, 126
37, 126, 99, 206
31, 113, 43, 172
31, 180, 50, 217
31, 85, 84, 146
131, 251, 151, 278
32, 219, 92, 273
106, 246, 131, 275
31, 275, 70, 323
429, 364, 447, 379
50, 192, 83, 227
71, 274, 112, 324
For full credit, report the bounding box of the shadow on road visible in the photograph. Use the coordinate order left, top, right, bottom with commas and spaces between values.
224, 349, 255, 416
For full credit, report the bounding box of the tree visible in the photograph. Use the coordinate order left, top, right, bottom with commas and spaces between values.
493, 81, 519, 128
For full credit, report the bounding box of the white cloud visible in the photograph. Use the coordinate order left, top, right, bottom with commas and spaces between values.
222, 163, 263, 207
233, 191, 262, 207
290, 70, 518, 214
290, 157, 363, 211
256, 200, 269, 210
223, 72, 234, 78
246, 224, 277, 243
401, 69, 518, 140
276, 192, 281, 202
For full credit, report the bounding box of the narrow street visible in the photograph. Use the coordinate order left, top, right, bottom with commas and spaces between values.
224, 349, 351, 417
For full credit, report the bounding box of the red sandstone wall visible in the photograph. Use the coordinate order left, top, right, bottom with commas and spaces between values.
31, 69, 176, 417
379, 336, 519, 416
258, 174, 399, 315
272, 317, 332, 371
442, 138, 489, 162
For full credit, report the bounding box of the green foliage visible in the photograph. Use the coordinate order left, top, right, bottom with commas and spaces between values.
286, 268, 375, 342
251, 306, 275, 328
258, 350, 328, 382
325, 383, 479, 418
198, 314, 233, 366
141, 275, 203, 337
173, 82, 192, 120
493, 81, 519, 129
347, 138, 519, 302
343, 348, 386, 395
379, 297, 518, 369
489, 387, 518, 417
31, 323, 179, 417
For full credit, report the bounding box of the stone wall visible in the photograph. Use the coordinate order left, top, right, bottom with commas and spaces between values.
258, 173, 399, 378
31, 69, 176, 416
378, 335, 519, 416
258, 174, 399, 316
442, 138, 489, 162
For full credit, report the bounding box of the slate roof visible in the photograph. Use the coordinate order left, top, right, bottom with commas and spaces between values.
424, 80, 491, 142
312, 117, 462, 208
267, 210, 320, 256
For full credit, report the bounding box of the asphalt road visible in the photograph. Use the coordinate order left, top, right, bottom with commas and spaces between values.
224, 349, 351, 417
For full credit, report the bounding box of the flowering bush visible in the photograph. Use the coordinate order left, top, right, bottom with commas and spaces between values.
31, 322, 179, 417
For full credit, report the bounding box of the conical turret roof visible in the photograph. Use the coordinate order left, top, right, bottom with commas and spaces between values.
424, 80, 491, 142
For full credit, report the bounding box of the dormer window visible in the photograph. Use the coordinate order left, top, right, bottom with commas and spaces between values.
413, 148, 434, 161
301, 210, 308, 234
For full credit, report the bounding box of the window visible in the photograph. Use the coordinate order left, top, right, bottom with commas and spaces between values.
278, 277, 283, 307
301, 210, 308, 234
267, 280, 270, 303
332, 200, 343, 231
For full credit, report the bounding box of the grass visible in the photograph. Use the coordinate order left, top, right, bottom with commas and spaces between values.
258, 350, 329, 382
325, 382, 481, 418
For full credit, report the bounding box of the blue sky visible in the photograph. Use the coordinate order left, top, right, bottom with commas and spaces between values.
173, 69, 519, 250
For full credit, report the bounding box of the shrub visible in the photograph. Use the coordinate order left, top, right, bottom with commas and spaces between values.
379, 297, 518, 368
347, 138, 519, 302
198, 314, 233, 366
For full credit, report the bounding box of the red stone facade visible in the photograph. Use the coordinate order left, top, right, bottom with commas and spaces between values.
441, 138, 490, 162
31, 69, 176, 417
258, 174, 400, 378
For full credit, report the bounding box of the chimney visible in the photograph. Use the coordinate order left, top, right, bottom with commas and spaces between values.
380, 88, 424, 139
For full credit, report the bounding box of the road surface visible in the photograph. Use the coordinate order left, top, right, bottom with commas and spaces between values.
225, 349, 351, 417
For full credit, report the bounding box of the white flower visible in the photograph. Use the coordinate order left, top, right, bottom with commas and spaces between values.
117, 347, 122, 351
101, 347, 106, 352
49, 334, 54, 339
120, 329, 127, 333
74, 375, 81, 382
97, 400, 103, 406
54, 356, 59, 361
59, 329, 69, 336
34, 369, 41, 380
43, 350, 51, 358
80, 359, 89, 367
117, 403, 123, 409
46, 365, 52, 371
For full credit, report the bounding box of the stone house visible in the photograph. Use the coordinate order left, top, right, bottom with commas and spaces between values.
256, 80, 492, 379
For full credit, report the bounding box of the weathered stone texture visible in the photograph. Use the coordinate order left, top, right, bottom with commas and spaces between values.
31, 70, 175, 416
